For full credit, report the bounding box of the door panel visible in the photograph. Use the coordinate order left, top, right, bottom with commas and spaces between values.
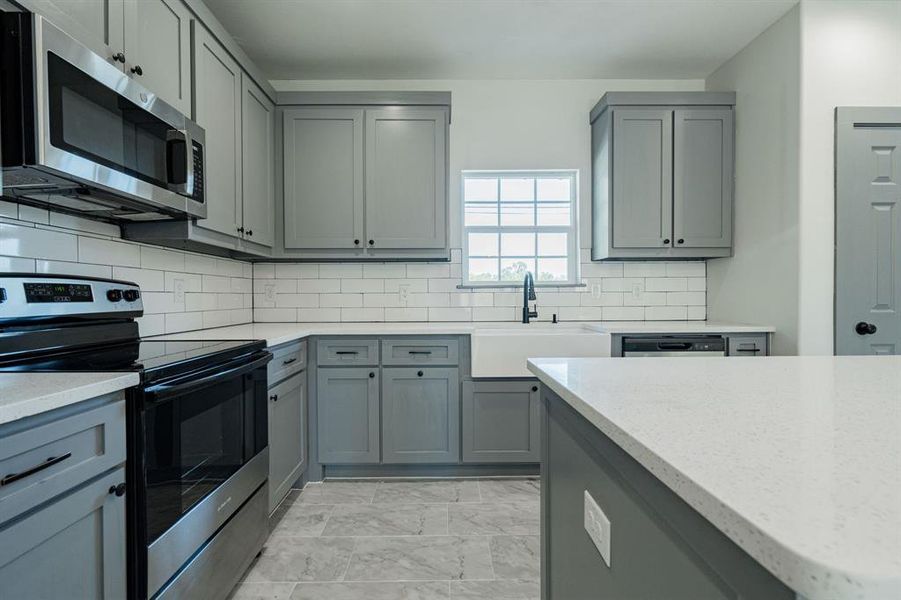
123, 0, 191, 115
364, 108, 447, 249
673, 109, 733, 248
462, 380, 540, 463
382, 367, 459, 463
317, 368, 379, 463
33, 0, 125, 65
268, 372, 305, 512
192, 23, 242, 238
283, 108, 364, 249
241, 77, 275, 247
612, 109, 673, 249
835, 108, 901, 355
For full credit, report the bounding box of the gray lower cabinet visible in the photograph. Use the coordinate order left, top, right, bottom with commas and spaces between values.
317, 367, 380, 464
542, 388, 792, 599
590, 92, 735, 260
726, 333, 768, 357
381, 367, 460, 464
462, 380, 540, 463
267, 370, 306, 513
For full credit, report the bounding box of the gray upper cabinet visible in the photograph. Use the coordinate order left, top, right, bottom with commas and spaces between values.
591, 92, 735, 260
673, 108, 733, 249
241, 76, 276, 248
23, 0, 125, 65
382, 367, 460, 464
462, 380, 540, 464
268, 371, 306, 512
123, 0, 192, 115
365, 108, 448, 249
317, 367, 380, 464
283, 108, 364, 250
192, 22, 243, 238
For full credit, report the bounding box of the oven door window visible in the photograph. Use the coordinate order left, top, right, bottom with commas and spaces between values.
143, 374, 257, 544
45, 52, 187, 190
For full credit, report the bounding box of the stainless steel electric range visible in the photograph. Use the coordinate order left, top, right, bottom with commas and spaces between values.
0, 274, 271, 600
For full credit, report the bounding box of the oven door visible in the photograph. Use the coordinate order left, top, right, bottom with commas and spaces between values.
27, 15, 206, 218
138, 351, 269, 597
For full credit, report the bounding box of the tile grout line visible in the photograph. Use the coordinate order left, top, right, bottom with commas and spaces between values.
338, 536, 358, 582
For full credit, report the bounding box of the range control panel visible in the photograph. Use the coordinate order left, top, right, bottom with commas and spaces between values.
0, 275, 143, 322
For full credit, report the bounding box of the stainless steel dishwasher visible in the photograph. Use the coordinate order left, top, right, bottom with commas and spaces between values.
621, 336, 726, 357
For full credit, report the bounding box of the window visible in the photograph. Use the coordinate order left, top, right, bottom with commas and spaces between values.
462, 170, 578, 286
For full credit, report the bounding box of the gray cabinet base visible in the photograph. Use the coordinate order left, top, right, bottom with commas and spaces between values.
324, 463, 538, 479
541, 387, 792, 599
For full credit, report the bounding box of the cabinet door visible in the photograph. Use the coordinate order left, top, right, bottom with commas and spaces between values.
364, 108, 447, 249
382, 367, 459, 464
283, 108, 364, 249
0, 468, 126, 599
192, 23, 243, 238
30, 0, 125, 65
612, 108, 673, 249
241, 77, 275, 247
317, 368, 379, 464
673, 109, 733, 248
268, 371, 306, 512
462, 380, 540, 463
123, 0, 191, 115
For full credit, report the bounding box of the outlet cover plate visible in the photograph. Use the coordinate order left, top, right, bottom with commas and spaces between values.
584, 490, 612, 567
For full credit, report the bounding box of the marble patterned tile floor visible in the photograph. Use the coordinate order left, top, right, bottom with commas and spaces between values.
230, 478, 540, 600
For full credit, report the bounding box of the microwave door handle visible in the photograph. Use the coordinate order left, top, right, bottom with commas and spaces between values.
144, 353, 272, 403
166, 128, 194, 196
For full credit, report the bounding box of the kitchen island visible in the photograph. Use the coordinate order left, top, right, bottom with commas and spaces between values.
528, 356, 901, 600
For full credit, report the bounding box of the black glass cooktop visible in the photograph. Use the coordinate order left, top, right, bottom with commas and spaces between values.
0, 339, 261, 376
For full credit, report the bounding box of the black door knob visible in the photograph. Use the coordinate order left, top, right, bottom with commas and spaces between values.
246, 230, 253, 236
237, 226, 244, 233
855, 321, 878, 335
677, 238, 685, 244
531, 386, 538, 392
354, 239, 360, 245
663, 238, 670, 245
130, 65, 143, 76
417, 370, 424, 377
112, 52, 125, 63
109, 483, 126, 497
369, 372, 375, 378
368, 240, 375, 246
270, 394, 278, 402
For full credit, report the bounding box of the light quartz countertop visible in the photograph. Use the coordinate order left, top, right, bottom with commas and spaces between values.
0, 372, 139, 426
527, 355, 901, 600
151, 320, 773, 347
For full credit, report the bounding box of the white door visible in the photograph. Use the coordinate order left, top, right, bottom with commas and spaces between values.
835, 107, 901, 355
123, 0, 192, 114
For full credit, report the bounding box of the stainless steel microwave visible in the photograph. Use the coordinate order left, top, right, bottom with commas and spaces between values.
0, 13, 206, 221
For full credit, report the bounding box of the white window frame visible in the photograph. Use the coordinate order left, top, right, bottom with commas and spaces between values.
462, 169, 579, 287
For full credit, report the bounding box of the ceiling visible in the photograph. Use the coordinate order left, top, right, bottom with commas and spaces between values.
205, 0, 798, 81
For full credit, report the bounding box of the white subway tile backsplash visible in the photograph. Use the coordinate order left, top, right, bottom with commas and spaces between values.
165, 272, 202, 292
275, 263, 319, 279
666, 262, 706, 277
17, 204, 49, 224
363, 293, 404, 308
38, 260, 112, 279
319, 264, 362, 279
112, 267, 165, 291
255, 308, 298, 322
341, 308, 385, 322
624, 291, 666, 306
687, 278, 707, 292
185, 293, 218, 312
141, 292, 185, 314
407, 264, 450, 278
1, 223, 78, 262
687, 305, 707, 320
202, 275, 231, 293
0, 255, 36, 272
296, 279, 341, 293
428, 278, 462, 293
141, 246, 185, 271
341, 278, 384, 293
297, 308, 340, 322
559, 306, 603, 320
646, 277, 687, 292
0, 200, 18, 219
407, 293, 449, 308
472, 306, 517, 321
602, 306, 646, 321
581, 262, 623, 278
666, 291, 706, 306
165, 312, 204, 333
384, 278, 428, 293
254, 278, 297, 294
276, 294, 320, 308
601, 278, 643, 292
231, 277, 252, 293
385, 307, 428, 321
136, 314, 165, 337
215, 259, 244, 278
646, 306, 689, 320
448, 292, 493, 307
320, 293, 363, 308
363, 264, 406, 279
623, 263, 666, 277
78, 236, 141, 267
428, 307, 471, 321
253, 263, 275, 278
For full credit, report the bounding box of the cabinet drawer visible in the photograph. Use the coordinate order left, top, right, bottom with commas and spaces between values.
0, 395, 126, 525
727, 335, 767, 357
317, 339, 379, 366
268, 340, 307, 384
381, 338, 459, 365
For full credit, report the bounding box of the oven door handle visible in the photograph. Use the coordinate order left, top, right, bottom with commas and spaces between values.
144, 352, 272, 403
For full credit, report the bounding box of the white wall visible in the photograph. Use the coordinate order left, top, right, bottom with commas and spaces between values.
705, 5, 801, 355
796, 0, 901, 354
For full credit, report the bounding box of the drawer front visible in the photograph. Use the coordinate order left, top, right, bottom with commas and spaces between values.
268, 340, 307, 384
0, 395, 126, 525
381, 338, 460, 366
317, 339, 379, 366
727, 335, 767, 357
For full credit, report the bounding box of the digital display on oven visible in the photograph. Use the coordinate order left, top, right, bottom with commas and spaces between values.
23, 282, 94, 303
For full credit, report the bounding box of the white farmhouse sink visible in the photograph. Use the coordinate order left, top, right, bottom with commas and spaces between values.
470, 325, 611, 378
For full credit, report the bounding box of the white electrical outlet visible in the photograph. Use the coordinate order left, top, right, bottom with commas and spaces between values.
584, 490, 612, 567
398, 284, 410, 305
591, 283, 603, 299
631, 281, 644, 300
172, 278, 186, 303
264, 283, 277, 303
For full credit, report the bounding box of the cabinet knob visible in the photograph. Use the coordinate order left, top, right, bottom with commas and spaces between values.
246, 230, 253, 236
663, 238, 670, 245
109, 483, 126, 497
369, 372, 375, 378
532, 385, 538, 392
677, 238, 685, 245
368, 240, 375, 246
130, 65, 143, 76
111, 52, 125, 63
855, 321, 878, 335
237, 226, 244, 233
417, 370, 424, 377
354, 239, 360, 245
270, 394, 279, 402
